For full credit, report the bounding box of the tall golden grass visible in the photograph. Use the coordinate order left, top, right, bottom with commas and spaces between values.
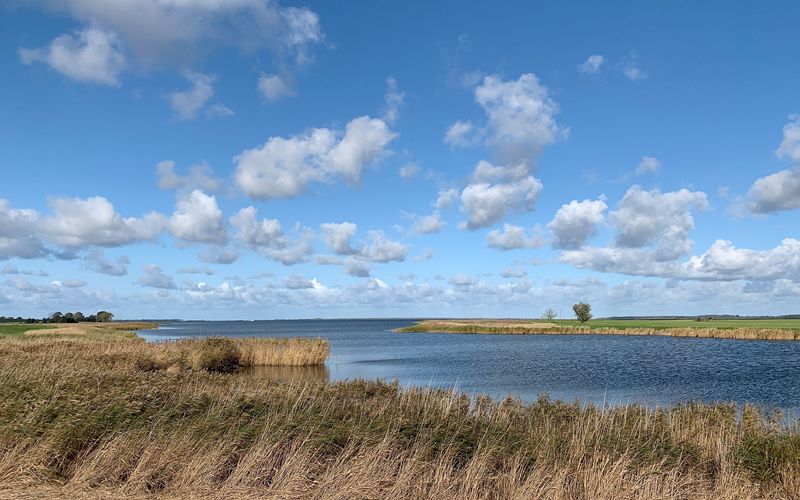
237, 337, 330, 367
0, 335, 798, 498
397, 320, 800, 340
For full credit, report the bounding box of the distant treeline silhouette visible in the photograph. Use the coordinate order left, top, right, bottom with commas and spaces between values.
0, 311, 114, 324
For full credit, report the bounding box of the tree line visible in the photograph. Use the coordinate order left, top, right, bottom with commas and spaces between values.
0, 311, 114, 324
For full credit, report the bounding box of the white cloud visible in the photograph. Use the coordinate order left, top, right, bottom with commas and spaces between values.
362, 231, 407, 263
472, 73, 567, 165
434, 188, 459, 210
746, 169, 800, 214
169, 72, 227, 120
156, 160, 221, 192
578, 54, 604, 74
444, 120, 479, 148
319, 222, 358, 255
460, 161, 543, 230
635, 156, 660, 175
621, 52, 646, 80
84, 250, 129, 276
235, 115, 396, 199
26, 1, 323, 68
547, 198, 607, 249
776, 114, 800, 163
230, 206, 313, 265
20, 27, 125, 85
487, 223, 546, 250
137, 264, 176, 289
198, 247, 238, 264
258, 73, 294, 101
0, 200, 46, 260
399, 163, 420, 179
412, 212, 444, 235
746, 116, 800, 214
448, 274, 477, 287
284, 274, 314, 289
344, 258, 371, 278
610, 186, 708, 261
168, 190, 226, 245
383, 77, 404, 124
40, 196, 164, 248
501, 267, 528, 278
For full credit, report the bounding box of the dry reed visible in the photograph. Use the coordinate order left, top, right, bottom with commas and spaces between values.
0, 335, 798, 499
397, 320, 800, 341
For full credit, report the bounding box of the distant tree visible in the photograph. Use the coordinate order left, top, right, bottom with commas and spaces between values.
96, 311, 114, 322
541, 308, 558, 321
572, 302, 592, 323
86, 314, 97, 322
50, 311, 63, 323
74, 312, 85, 322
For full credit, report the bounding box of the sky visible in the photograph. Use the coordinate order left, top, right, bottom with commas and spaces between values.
1, 1, 799, 320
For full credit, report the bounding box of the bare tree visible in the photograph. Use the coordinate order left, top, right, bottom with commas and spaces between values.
572, 302, 592, 323
541, 308, 558, 321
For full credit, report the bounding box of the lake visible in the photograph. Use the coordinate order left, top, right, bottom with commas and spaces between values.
139, 319, 800, 417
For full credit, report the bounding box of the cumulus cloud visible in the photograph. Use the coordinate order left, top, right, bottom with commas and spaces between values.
547, 198, 607, 249
156, 160, 221, 192
168, 72, 231, 120
434, 188, 459, 210
20, 27, 125, 85
460, 162, 543, 230
578, 54, 604, 74
746, 116, 800, 214
0, 199, 46, 260
230, 206, 313, 265
362, 231, 407, 263
448, 274, 477, 287
40, 196, 164, 248
448, 74, 565, 229
635, 156, 660, 175
344, 258, 371, 277
284, 274, 314, 289
411, 212, 443, 235
137, 264, 176, 289
487, 223, 546, 250
168, 190, 227, 245
319, 222, 358, 255
610, 186, 708, 261
25, 1, 323, 69
444, 120, 479, 148
562, 238, 800, 283
501, 267, 527, 278
198, 247, 238, 265
472, 73, 567, 165
258, 73, 294, 101
234, 115, 396, 199
84, 250, 129, 276
383, 77, 404, 124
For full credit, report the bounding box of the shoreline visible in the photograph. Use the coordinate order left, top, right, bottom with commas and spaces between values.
395, 319, 800, 341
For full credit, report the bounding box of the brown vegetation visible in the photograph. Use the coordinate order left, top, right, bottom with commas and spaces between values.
397, 320, 800, 341
0, 334, 798, 498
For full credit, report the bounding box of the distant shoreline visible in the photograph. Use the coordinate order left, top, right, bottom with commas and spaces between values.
395, 319, 800, 341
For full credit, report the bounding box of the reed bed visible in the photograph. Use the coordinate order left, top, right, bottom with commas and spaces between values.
0, 335, 798, 499
397, 320, 800, 341
237, 337, 330, 367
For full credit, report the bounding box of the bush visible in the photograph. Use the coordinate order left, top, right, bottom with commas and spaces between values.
188, 337, 241, 373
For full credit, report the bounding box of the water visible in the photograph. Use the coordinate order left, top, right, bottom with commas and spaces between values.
139, 319, 800, 416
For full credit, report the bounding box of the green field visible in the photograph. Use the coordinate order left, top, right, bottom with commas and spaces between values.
0, 323, 55, 337
548, 318, 800, 330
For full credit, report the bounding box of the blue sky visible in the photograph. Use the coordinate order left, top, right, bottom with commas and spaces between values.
1, 1, 799, 319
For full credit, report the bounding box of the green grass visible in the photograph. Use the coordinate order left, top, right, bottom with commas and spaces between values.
0, 323, 55, 337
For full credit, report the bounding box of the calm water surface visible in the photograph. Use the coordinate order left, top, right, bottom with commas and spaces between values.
139, 319, 800, 416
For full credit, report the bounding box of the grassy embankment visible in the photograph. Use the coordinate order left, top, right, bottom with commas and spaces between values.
396, 319, 800, 341
0, 323, 799, 498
